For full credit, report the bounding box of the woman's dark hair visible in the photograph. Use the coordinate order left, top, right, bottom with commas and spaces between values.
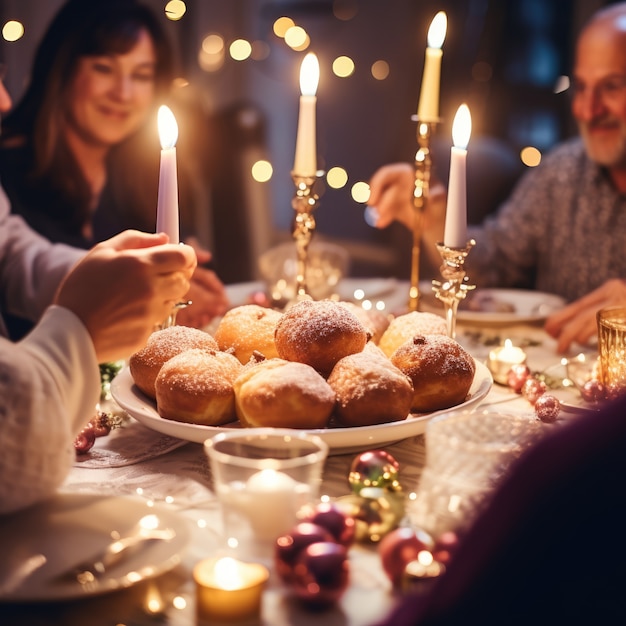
1, 0, 175, 236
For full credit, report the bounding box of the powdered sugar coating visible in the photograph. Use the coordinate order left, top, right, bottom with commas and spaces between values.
275, 300, 368, 376
379, 311, 447, 358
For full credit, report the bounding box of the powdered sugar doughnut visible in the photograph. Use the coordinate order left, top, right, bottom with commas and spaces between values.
155, 348, 242, 425
233, 358, 336, 428
129, 326, 219, 399
379, 311, 447, 358
327, 350, 413, 426
390, 334, 476, 412
275, 300, 369, 376
214, 304, 282, 364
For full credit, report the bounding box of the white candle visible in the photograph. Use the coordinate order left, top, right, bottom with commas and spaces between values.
417, 11, 447, 122
156, 105, 179, 243
444, 104, 471, 248
293, 52, 320, 177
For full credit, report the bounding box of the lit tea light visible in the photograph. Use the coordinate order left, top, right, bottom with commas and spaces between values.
194, 556, 269, 622
488, 339, 527, 385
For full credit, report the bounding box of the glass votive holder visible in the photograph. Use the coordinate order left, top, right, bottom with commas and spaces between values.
597, 306, 626, 392
487, 339, 527, 385
258, 241, 349, 307
204, 429, 328, 561
409, 409, 546, 539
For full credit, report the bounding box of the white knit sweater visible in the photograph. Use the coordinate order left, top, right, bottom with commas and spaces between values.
0, 306, 100, 514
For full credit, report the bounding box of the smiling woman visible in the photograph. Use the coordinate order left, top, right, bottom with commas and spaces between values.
0, 0, 230, 337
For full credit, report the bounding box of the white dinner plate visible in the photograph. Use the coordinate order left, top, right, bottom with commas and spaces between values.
111, 361, 492, 455
420, 287, 566, 324
0, 494, 189, 602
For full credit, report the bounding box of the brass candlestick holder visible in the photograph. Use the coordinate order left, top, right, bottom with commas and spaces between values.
432, 240, 475, 338
409, 119, 439, 312
159, 300, 192, 330
290, 172, 320, 301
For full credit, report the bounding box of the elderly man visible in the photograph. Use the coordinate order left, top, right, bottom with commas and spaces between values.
368, 3, 626, 353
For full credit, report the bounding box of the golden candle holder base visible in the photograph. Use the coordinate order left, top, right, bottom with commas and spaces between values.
409, 117, 440, 312
432, 240, 475, 339
290, 171, 321, 303
159, 300, 192, 330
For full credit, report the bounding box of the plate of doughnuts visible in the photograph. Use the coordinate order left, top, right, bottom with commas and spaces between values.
111, 360, 492, 455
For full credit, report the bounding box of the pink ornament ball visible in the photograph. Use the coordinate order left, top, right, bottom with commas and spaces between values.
507, 363, 532, 393
378, 526, 434, 588
534, 394, 561, 423
522, 377, 547, 405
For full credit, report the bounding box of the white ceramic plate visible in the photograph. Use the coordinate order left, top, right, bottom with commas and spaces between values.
111, 361, 492, 455
421, 287, 566, 324
0, 494, 189, 602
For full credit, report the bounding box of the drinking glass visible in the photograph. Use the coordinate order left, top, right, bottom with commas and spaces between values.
597, 307, 626, 392
204, 429, 328, 560
409, 409, 546, 539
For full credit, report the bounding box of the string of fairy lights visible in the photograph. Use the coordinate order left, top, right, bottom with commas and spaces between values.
2, 1, 558, 216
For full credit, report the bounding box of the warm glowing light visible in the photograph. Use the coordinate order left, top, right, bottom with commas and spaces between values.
203, 33, 224, 54
165, 0, 186, 21
285, 25, 308, 49
158, 105, 178, 150
172, 77, 189, 89
172, 596, 187, 610
371, 60, 389, 80
251, 160, 273, 182
199, 34, 225, 72
554, 75, 570, 94
230, 39, 252, 61
351, 181, 370, 203
452, 104, 471, 150
427, 11, 447, 49
521, 146, 542, 167
417, 550, 434, 566
2, 20, 24, 42
215, 557, 244, 590
333, 55, 355, 78
300, 52, 320, 96
327, 166, 348, 189
273, 17, 295, 38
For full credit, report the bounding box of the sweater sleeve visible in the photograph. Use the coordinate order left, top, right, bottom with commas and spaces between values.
0, 306, 100, 515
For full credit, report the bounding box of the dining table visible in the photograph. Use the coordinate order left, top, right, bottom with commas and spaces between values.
0, 278, 597, 626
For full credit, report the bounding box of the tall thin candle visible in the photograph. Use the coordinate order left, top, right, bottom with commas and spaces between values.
293, 52, 320, 177
156, 105, 179, 243
417, 11, 447, 122
444, 104, 471, 248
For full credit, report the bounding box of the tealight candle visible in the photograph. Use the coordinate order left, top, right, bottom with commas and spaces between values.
488, 339, 528, 385
194, 556, 269, 622
416, 11, 447, 122
156, 105, 179, 243
293, 52, 320, 177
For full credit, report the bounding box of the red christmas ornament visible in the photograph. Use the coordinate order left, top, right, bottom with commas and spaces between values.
522, 377, 547, 405
534, 394, 561, 423
507, 363, 532, 393
580, 379, 605, 403
378, 526, 434, 587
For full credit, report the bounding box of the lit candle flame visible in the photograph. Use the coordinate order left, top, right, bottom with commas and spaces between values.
427, 11, 447, 49
299, 52, 319, 96
158, 105, 178, 150
452, 103, 472, 150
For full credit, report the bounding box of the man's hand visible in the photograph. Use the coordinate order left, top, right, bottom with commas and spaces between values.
545, 278, 626, 353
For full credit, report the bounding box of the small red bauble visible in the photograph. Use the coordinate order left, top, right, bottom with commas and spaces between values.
507, 363, 532, 394
299, 502, 356, 547
378, 526, 434, 587
580, 379, 606, 403
522, 377, 547, 405
534, 394, 561, 423
292, 542, 349, 607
